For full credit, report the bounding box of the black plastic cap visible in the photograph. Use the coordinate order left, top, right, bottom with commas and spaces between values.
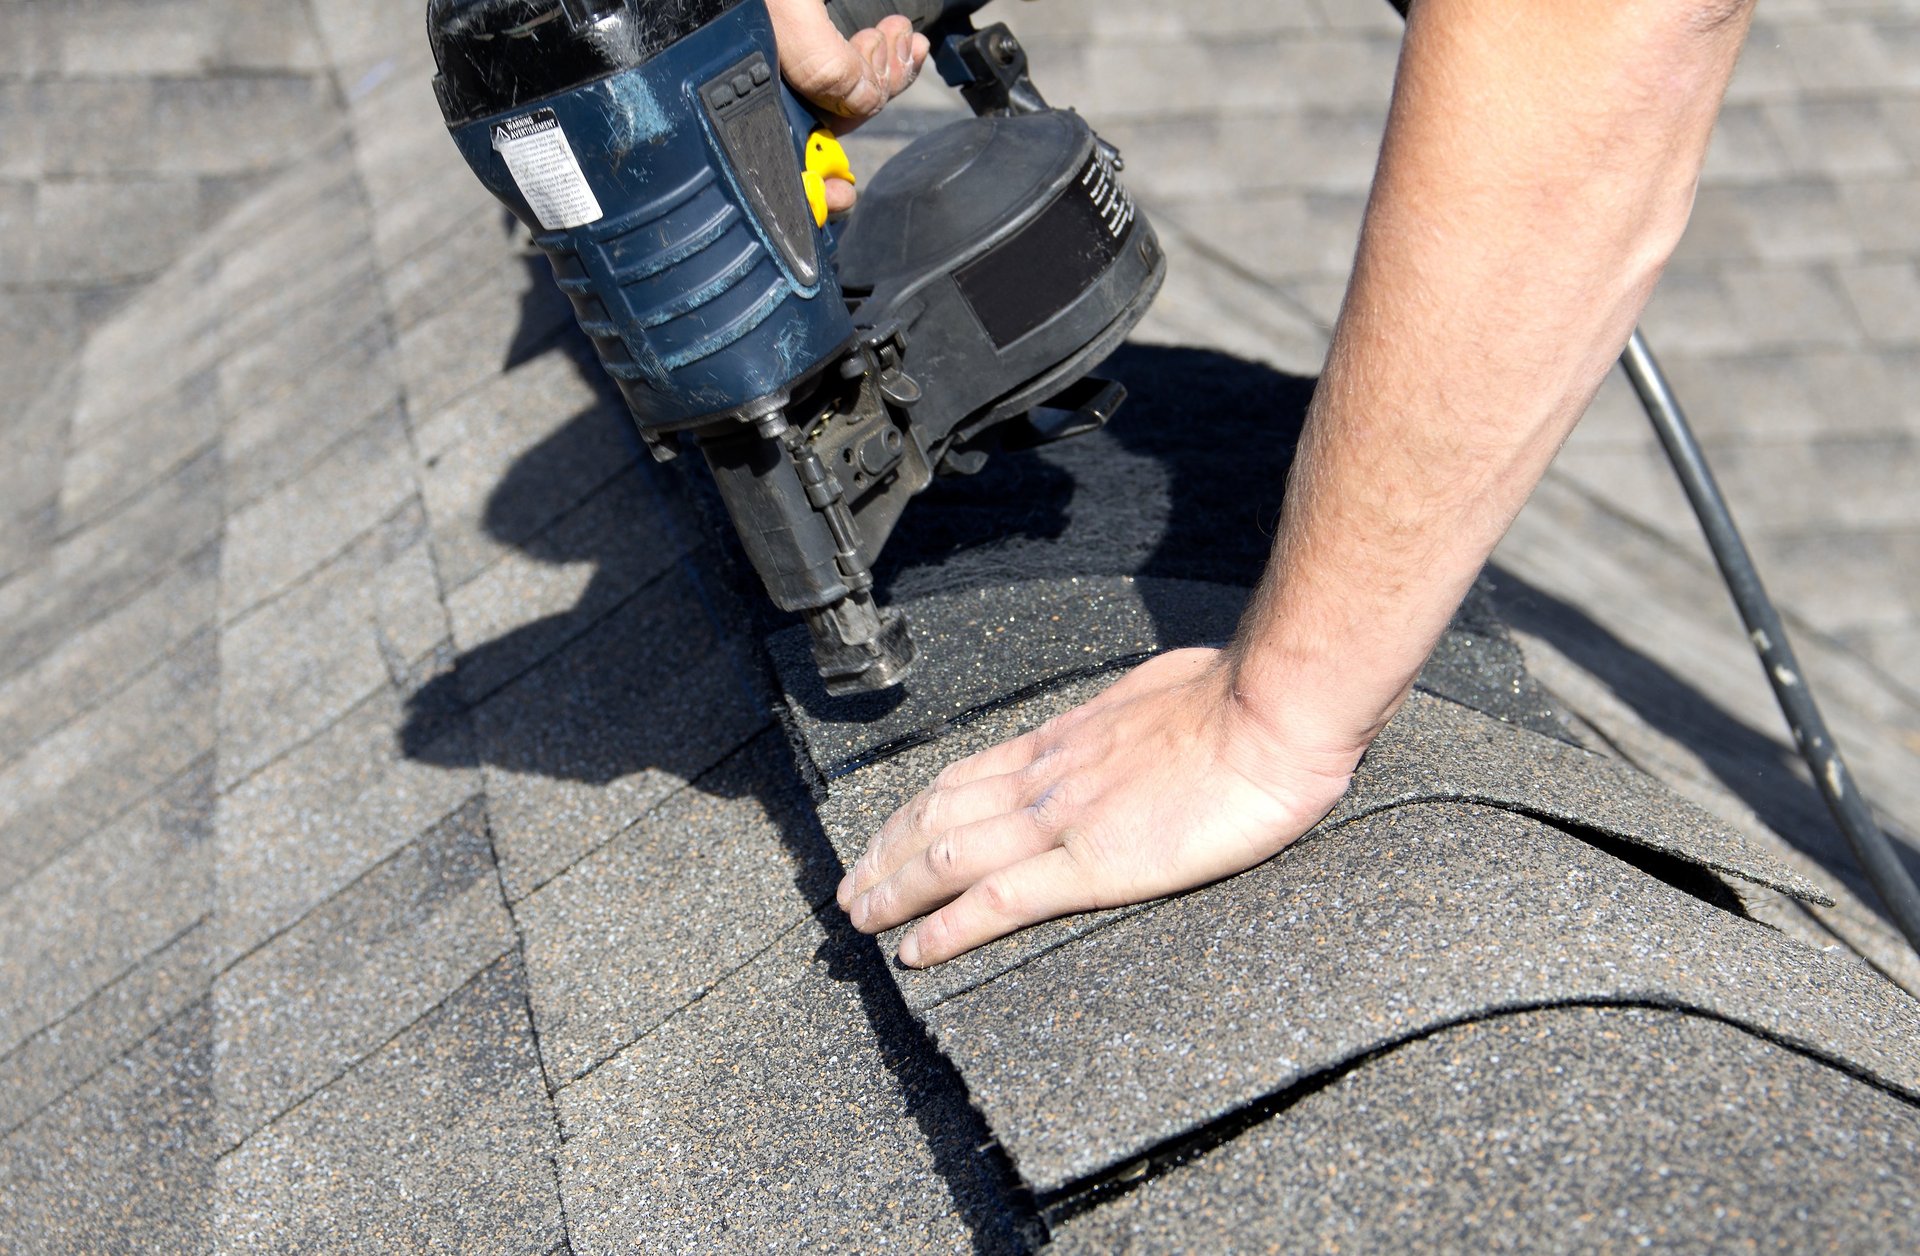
428, 0, 743, 126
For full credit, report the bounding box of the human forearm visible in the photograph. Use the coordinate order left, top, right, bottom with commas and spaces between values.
838, 0, 1755, 967
1232, 0, 1753, 763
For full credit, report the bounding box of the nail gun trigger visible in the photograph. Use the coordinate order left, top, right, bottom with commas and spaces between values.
879, 366, 921, 408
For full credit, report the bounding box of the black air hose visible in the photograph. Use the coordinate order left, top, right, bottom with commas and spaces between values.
1620, 332, 1920, 952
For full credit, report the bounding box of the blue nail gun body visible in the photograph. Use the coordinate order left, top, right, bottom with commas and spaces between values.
429, 0, 1164, 693
437, 0, 852, 427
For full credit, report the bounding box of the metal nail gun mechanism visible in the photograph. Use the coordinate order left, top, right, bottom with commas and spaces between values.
428, 0, 1165, 694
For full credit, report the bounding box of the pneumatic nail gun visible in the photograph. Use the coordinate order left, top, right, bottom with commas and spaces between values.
428, 0, 1164, 694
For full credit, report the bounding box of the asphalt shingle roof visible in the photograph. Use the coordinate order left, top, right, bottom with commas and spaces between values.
785, 577, 1917, 1204
1051, 1003, 1920, 1252
3, 0, 1919, 1249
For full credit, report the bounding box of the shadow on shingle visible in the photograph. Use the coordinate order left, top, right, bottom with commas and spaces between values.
870, 343, 1312, 606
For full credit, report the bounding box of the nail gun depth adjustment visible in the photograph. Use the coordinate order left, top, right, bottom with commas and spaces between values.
428, 0, 1165, 694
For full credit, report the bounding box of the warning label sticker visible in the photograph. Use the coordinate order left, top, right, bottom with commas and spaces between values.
491, 109, 603, 231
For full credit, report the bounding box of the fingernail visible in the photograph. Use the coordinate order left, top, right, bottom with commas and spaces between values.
836, 871, 855, 908
897, 932, 920, 967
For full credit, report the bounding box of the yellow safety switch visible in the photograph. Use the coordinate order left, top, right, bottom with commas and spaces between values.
802, 129, 854, 227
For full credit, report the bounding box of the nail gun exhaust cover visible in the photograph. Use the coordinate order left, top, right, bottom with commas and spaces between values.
429, 0, 744, 125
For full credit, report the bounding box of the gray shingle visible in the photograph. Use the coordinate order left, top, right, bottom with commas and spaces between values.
215, 266, 388, 431
444, 463, 689, 704
813, 670, 1819, 1018
556, 913, 1027, 1253
0, 761, 212, 1061
1699, 102, 1790, 185
1684, 181, 1859, 266
20, 174, 207, 285
1764, 98, 1909, 179
0, 633, 216, 881
57, 368, 222, 532
32, 80, 159, 178
217, 956, 564, 1254
1638, 265, 1749, 354
67, 275, 227, 444
215, 683, 477, 963
1131, 224, 1331, 373
220, 325, 402, 513
147, 77, 335, 176
1838, 260, 1920, 345
1258, 33, 1404, 111
372, 157, 512, 281
33, 76, 332, 180
0, 546, 215, 771
920, 802, 1920, 1193
0, 8, 53, 83
209, 0, 330, 72
1058, 113, 1229, 198
518, 734, 827, 1082
1010, 0, 1319, 40
0, 357, 74, 580
208, 133, 353, 239
1750, 527, 1915, 645
415, 350, 635, 590
773, 576, 1242, 779
780, 576, 1563, 783
1051, 1005, 1920, 1251
1495, 472, 1920, 915
1075, 40, 1297, 118
1324, 689, 1829, 903
215, 499, 448, 787
214, 798, 512, 1145
1720, 262, 1864, 349
1717, 432, 1920, 535
393, 249, 577, 422
1722, 20, 1804, 105
0, 448, 223, 682
47, 0, 325, 77
0, 342, 75, 449
0, 1001, 214, 1255
1415, 585, 1568, 737
0, 920, 213, 1136
216, 175, 379, 344
218, 406, 416, 618
1161, 188, 1368, 281
461, 566, 767, 899
306, 0, 427, 87
1684, 346, 1827, 439
1782, 20, 1904, 95
381, 204, 522, 332
350, 79, 498, 266
1305, 0, 1402, 34
1224, 105, 1388, 194
1839, 176, 1920, 257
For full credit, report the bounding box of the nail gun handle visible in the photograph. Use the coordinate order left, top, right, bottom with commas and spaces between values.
823, 0, 991, 38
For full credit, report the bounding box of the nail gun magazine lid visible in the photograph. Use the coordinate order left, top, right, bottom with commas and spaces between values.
429, 0, 745, 126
